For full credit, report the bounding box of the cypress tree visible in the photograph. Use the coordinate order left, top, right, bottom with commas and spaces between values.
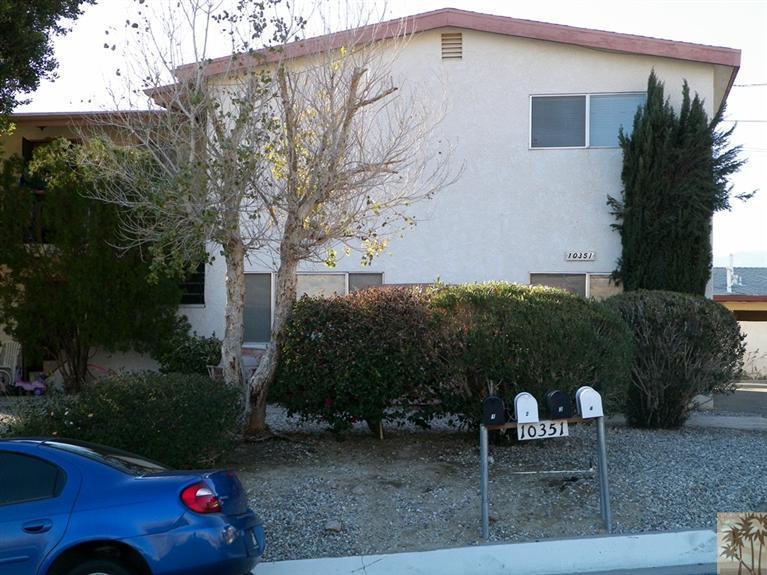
608, 71, 747, 295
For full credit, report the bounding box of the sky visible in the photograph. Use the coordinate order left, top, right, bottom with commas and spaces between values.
17, 0, 767, 266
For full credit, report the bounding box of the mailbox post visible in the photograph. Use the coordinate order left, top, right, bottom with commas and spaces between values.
596, 415, 612, 531
479, 387, 612, 539
479, 424, 490, 540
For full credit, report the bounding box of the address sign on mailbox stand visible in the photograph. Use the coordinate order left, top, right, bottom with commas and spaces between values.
517, 420, 568, 440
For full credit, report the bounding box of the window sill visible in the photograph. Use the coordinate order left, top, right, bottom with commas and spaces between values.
243, 342, 270, 349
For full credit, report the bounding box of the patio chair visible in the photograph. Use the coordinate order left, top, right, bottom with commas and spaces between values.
0, 341, 21, 393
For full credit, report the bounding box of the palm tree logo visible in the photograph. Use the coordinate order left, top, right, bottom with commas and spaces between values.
720, 513, 767, 575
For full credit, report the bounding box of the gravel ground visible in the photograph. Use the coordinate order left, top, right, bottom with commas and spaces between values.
228, 405, 767, 562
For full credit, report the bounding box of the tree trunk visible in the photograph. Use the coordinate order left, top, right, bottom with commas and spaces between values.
60, 331, 89, 394
246, 245, 299, 434
221, 236, 246, 404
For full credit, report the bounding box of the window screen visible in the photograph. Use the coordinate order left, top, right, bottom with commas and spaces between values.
0, 452, 66, 506
530, 273, 587, 297
349, 273, 383, 292
588, 274, 622, 300
244, 274, 272, 342
296, 274, 346, 298
589, 93, 646, 147
531, 96, 586, 148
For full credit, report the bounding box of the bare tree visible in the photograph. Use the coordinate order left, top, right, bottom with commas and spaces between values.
83, 1, 455, 433
81, 0, 302, 396
243, 22, 455, 433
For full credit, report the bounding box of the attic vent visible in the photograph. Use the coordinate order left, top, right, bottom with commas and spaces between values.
441, 32, 463, 60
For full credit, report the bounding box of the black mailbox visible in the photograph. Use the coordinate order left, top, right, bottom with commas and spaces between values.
544, 390, 573, 419
482, 395, 506, 426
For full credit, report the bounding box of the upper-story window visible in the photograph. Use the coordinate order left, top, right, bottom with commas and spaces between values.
530, 92, 646, 149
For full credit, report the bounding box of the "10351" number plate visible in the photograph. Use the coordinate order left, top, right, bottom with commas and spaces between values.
517, 420, 569, 441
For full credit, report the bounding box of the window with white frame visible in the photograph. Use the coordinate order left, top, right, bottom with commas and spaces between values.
244, 272, 384, 343
529, 273, 621, 300
530, 93, 646, 149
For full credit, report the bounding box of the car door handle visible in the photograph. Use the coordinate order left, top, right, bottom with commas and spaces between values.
22, 519, 53, 534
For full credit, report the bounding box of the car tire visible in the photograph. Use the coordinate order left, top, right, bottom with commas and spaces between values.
64, 559, 134, 575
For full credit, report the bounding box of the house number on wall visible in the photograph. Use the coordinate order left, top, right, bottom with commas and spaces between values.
566, 251, 595, 261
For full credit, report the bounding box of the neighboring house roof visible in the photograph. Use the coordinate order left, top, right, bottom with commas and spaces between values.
713, 267, 767, 297
10, 111, 158, 128
712, 268, 767, 321
178, 7, 740, 111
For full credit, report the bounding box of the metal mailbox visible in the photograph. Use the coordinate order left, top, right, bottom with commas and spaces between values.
482, 395, 506, 426
575, 386, 604, 418
513, 392, 539, 423
544, 390, 573, 419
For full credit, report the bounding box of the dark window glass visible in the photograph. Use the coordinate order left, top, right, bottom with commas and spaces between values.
244, 274, 272, 342
180, 262, 205, 305
531, 96, 586, 148
0, 452, 65, 506
46, 440, 169, 476
529, 273, 587, 297
349, 273, 383, 292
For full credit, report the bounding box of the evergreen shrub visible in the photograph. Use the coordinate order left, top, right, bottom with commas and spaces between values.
274, 283, 633, 431
11, 372, 240, 467
606, 290, 744, 428
430, 283, 633, 426
272, 287, 452, 432
153, 317, 222, 375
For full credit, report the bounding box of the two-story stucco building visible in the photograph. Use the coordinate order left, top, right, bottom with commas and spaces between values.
1, 8, 741, 369
180, 8, 740, 347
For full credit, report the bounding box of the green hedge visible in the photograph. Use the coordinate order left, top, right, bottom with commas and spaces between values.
10, 372, 240, 467
430, 283, 633, 426
272, 287, 452, 432
606, 290, 744, 428
273, 282, 633, 430
152, 316, 221, 375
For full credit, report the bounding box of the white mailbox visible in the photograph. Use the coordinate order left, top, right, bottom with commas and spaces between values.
576, 386, 604, 418
514, 392, 539, 424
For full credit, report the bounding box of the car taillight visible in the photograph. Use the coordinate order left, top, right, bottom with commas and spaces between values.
181, 481, 222, 514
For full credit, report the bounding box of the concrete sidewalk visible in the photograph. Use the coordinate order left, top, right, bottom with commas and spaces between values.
255, 530, 716, 575
714, 381, 767, 417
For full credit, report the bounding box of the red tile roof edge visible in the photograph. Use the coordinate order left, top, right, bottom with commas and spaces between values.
176, 7, 740, 78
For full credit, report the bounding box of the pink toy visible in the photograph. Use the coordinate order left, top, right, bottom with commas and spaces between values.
14, 374, 47, 395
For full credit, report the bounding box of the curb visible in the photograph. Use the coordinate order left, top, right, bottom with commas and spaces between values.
255, 530, 716, 575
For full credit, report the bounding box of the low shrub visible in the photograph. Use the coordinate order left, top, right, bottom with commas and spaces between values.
272, 287, 452, 432
605, 290, 744, 428
10, 372, 240, 467
430, 282, 633, 426
152, 316, 221, 375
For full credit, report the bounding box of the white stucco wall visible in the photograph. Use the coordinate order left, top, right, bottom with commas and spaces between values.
741, 322, 767, 377
188, 28, 719, 340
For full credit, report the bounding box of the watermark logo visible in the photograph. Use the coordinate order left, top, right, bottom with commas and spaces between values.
718, 512, 767, 575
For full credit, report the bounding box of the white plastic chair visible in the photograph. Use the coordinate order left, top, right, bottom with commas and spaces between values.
0, 341, 21, 393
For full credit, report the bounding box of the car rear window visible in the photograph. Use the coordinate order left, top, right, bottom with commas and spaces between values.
45, 441, 169, 476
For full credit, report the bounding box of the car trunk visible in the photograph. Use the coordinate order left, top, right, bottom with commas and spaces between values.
202, 470, 249, 516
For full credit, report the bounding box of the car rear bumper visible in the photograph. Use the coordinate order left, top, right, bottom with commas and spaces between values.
124, 511, 263, 575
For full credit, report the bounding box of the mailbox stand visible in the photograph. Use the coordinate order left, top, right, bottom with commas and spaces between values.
479, 416, 612, 540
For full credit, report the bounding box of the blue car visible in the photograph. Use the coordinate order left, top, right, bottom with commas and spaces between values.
0, 438, 265, 575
